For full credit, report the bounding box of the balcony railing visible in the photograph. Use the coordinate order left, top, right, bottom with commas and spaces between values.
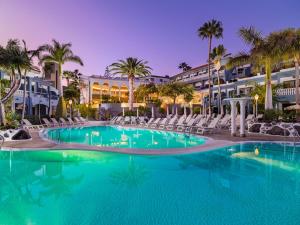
276, 88, 297, 96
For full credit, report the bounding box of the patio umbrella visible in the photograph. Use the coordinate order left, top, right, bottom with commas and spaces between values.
184, 106, 187, 117
166, 105, 169, 116
122, 107, 125, 116
136, 108, 139, 117
285, 104, 300, 110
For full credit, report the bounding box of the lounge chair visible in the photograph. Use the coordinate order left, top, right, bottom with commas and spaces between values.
149, 118, 161, 128
22, 119, 45, 130
59, 117, 71, 126
166, 115, 185, 130
184, 114, 193, 124
143, 118, 154, 127
218, 114, 231, 128
121, 116, 131, 125
114, 116, 123, 124
161, 115, 177, 130
42, 118, 55, 127
177, 118, 196, 132
50, 118, 61, 126
73, 117, 84, 124
79, 116, 88, 123
67, 117, 78, 125
195, 115, 222, 134
158, 117, 170, 129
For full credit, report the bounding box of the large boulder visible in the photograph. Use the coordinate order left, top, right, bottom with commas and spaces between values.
249, 123, 261, 133
266, 126, 289, 136
11, 129, 31, 140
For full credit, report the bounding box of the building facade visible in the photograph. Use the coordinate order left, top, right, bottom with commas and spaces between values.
0, 71, 59, 117
171, 60, 297, 111
80, 75, 170, 108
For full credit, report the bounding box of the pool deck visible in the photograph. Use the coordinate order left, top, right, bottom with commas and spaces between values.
1, 122, 298, 155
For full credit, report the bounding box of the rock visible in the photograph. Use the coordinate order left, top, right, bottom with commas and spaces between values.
294, 125, 300, 136
11, 129, 31, 140
249, 123, 261, 133
266, 126, 290, 136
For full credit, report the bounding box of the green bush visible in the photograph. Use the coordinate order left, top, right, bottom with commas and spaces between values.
263, 109, 280, 123
282, 110, 296, 122
124, 110, 136, 116
78, 104, 97, 119
1, 112, 20, 129
193, 107, 201, 114
55, 97, 67, 118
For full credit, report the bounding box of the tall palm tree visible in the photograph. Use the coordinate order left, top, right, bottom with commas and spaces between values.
63, 69, 82, 86
110, 57, 152, 110
0, 39, 36, 125
178, 62, 191, 72
40, 39, 83, 96
210, 44, 227, 114
227, 26, 282, 110
21, 41, 45, 121
274, 28, 300, 116
198, 19, 223, 115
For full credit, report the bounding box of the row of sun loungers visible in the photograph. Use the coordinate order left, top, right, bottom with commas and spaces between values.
21, 116, 88, 130
111, 113, 256, 135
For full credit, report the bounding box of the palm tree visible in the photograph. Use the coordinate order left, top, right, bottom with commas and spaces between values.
20, 41, 46, 121
227, 26, 282, 110
40, 39, 83, 96
274, 28, 300, 116
63, 69, 82, 86
158, 82, 194, 113
0, 39, 37, 125
178, 62, 191, 72
198, 19, 223, 115
210, 44, 227, 114
110, 57, 152, 110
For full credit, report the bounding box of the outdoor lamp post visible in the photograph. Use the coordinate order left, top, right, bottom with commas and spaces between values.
69, 99, 73, 118
254, 94, 259, 118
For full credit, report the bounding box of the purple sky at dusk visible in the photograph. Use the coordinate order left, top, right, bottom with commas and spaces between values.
0, 0, 299, 77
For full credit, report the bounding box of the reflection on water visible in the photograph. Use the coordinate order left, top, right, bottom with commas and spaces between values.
0, 143, 299, 225
46, 126, 206, 149
110, 156, 149, 188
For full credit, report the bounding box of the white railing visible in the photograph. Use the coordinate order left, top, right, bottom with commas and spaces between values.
276, 88, 296, 96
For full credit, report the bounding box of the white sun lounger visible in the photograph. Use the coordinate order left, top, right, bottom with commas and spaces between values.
22, 119, 45, 130
158, 117, 170, 129
177, 118, 196, 132
51, 118, 62, 126
149, 118, 161, 128
196, 115, 222, 134
144, 118, 154, 127
166, 115, 185, 130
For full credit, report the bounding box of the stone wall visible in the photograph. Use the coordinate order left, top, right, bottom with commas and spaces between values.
248, 122, 300, 137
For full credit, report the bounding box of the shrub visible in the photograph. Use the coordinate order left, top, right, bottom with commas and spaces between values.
193, 107, 201, 114
78, 104, 97, 119
263, 109, 280, 123
282, 110, 296, 122
124, 110, 136, 116
55, 97, 67, 118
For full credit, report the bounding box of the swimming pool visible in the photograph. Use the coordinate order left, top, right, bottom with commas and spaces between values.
45, 125, 206, 149
0, 142, 299, 225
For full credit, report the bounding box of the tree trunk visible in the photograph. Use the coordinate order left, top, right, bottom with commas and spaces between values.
0, 102, 6, 126
217, 69, 222, 114
264, 63, 273, 110
58, 64, 63, 96
21, 71, 27, 121
128, 76, 134, 110
207, 36, 212, 116
295, 59, 300, 121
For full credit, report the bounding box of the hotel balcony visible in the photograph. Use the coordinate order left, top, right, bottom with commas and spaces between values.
275, 88, 298, 103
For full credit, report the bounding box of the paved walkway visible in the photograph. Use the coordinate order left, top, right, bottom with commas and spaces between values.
2, 125, 297, 155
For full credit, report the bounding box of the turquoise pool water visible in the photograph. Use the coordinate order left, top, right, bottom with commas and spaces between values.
0, 142, 299, 225
45, 126, 206, 149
